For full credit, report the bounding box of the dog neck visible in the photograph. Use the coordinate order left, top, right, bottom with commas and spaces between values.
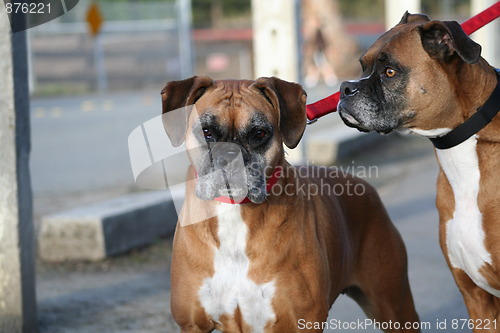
430, 67, 500, 149
430, 70, 500, 149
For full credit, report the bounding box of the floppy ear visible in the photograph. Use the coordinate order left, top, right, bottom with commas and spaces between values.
252, 77, 307, 149
418, 20, 481, 64
160, 76, 214, 147
397, 11, 430, 25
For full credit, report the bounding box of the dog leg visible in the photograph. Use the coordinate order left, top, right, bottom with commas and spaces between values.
348, 260, 420, 332
451, 268, 500, 333
347, 218, 420, 332
355, 278, 420, 333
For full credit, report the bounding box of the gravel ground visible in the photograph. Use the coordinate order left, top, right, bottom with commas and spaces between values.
37, 239, 177, 333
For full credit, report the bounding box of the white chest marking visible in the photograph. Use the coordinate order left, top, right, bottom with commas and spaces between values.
436, 136, 500, 297
198, 203, 276, 332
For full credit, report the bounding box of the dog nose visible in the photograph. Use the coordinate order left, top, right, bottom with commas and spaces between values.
340, 81, 359, 97
215, 146, 241, 169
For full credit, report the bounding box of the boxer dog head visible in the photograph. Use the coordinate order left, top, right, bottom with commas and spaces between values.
161, 76, 306, 204
338, 12, 482, 134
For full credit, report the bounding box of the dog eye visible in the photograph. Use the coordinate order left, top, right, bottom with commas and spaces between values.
202, 128, 214, 141
254, 129, 266, 140
385, 67, 397, 78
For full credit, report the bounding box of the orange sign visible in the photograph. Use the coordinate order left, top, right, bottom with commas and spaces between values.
86, 3, 103, 37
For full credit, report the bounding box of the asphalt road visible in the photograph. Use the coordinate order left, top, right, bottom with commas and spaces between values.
36, 133, 471, 333
30, 91, 162, 195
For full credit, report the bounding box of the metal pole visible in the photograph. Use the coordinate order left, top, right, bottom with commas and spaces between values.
94, 34, 108, 93
177, 0, 194, 78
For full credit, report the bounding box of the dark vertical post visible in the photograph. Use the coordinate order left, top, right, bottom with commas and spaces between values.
0, 9, 37, 333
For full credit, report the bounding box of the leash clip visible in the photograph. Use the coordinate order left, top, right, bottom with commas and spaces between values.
307, 118, 318, 125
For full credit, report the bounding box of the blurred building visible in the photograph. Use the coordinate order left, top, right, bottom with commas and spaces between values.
27, 0, 497, 97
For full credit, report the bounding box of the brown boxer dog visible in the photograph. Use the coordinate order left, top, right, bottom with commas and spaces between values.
338, 12, 500, 331
163, 76, 420, 332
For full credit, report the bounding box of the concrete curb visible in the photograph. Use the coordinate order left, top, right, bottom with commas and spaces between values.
39, 190, 178, 262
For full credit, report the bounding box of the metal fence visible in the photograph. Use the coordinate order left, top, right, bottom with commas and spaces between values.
28, 0, 193, 96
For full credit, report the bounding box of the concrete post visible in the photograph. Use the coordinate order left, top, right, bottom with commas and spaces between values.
0, 9, 37, 333
385, 0, 421, 29
252, 0, 300, 81
470, 0, 499, 67
252, 0, 304, 163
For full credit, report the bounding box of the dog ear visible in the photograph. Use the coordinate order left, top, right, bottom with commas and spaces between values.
418, 20, 481, 64
160, 76, 214, 147
252, 77, 307, 149
398, 11, 430, 25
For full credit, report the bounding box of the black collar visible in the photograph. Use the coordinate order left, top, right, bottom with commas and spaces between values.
430, 69, 500, 150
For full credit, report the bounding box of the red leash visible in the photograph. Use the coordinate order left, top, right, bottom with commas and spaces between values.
462, 1, 500, 35
305, 2, 500, 123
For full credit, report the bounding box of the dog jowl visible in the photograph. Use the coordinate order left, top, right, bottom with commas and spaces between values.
338, 11, 483, 135
161, 76, 306, 204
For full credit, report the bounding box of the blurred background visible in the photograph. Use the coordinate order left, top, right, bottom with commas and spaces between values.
29, 0, 478, 97
23, 0, 499, 332
30, 0, 496, 200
